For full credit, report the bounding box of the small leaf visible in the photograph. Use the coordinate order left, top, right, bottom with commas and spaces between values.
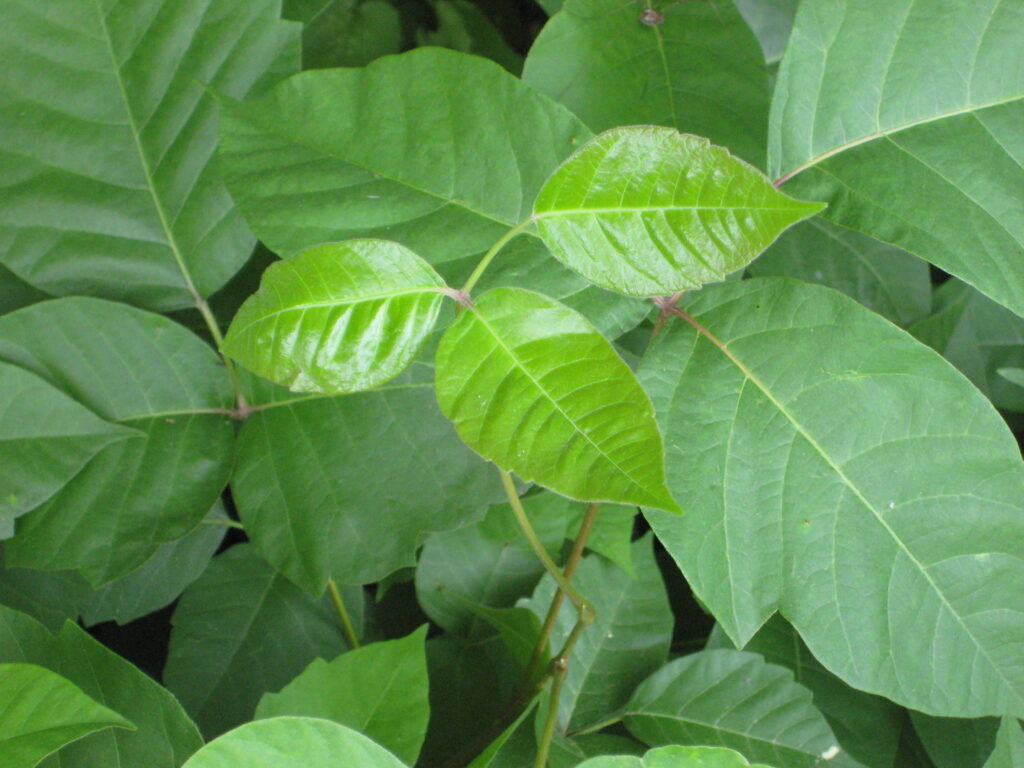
533, 126, 823, 297
256, 627, 429, 765
0, 663, 132, 767
435, 287, 679, 512
577, 744, 775, 768
223, 240, 447, 394
181, 718, 408, 768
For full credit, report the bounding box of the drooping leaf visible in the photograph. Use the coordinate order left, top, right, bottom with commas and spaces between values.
284, 0, 402, 69
0, 298, 234, 585
256, 627, 429, 764
640, 278, 1024, 717
164, 544, 358, 738
769, 0, 1024, 318
231, 373, 504, 594
435, 287, 679, 512
910, 279, 1024, 412
181, 718, 408, 768
522, 536, 673, 733
734, 0, 798, 65
911, 712, 999, 768
0, 362, 139, 532
748, 218, 931, 326
0, 663, 132, 767
577, 744, 775, 768
0, 605, 204, 768
625, 650, 853, 768
533, 127, 824, 297
706, 616, 903, 768
223, 240, 447, 394
523, 0, 770, 167
984, 718, 1024, 768
0, 0, 300, 310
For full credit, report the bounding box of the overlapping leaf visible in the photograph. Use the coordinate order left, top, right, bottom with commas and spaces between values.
435, 287, 679, 511
523, 0, 770, 167
984, 718, 1024, 768
534, 127, 823, 297
770, 0, 1024, 318
580, 745, 775, 768
0, 298, 234, 585
734, 0, 798, 65
284, 0, 401, 69
640, 278, 1024, 717
223, 240, 447, 394
911, 712, 999, 768
0, 0, 300, 310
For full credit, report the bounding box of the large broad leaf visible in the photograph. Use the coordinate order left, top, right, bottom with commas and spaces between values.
223, 240, 447, 394
164, 544, 359, 738
218, 47, 590, 267
231, 372, 504, 593
911, 279, 1024, 413
578, 745, 775, 768
769, 0, 1024, 318
0, 663, 132, 767
533, 127, 824, 298
0, 362, 138, 532
0, 0, 299, 311
640, 278, 1024, 717
522, 536, 673, 734
523, 0, 770, 167
625, 650, 854, 768
0, 605, 203, 768
707, 617, 902, 768
748, 218, 931, 327
435, 287, 679, 512
0, 299, 234, 585
985, 718, 1024, 768
182, 718, 408, 768
256, 627, 429, 764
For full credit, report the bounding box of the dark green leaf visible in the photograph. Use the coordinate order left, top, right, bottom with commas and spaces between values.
284, 0, 402, 69
911, 711, 999, 768
421, 0, 523, 74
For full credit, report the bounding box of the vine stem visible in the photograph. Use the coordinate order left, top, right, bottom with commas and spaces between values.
461, 218, 536, 295
327, 578, 361, 649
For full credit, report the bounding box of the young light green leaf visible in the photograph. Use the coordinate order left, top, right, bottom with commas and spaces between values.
523, 0, 770, 167
533, 127, 824, 298
435, 287, 679, 512
0, 0, 299, 311
164, 544, 357, 738
625, 650, 852, 768
577, 745, 775, 768
0, 362, 139, 530
0, 663, 132, 767
0, 299, 234, 586
641, 278, 1024, 718
223, 240, 447, 394
256, 627, 429, 764
984, 718, 1024, 768
770, 0, 1024, 318
181, 718, 408, 768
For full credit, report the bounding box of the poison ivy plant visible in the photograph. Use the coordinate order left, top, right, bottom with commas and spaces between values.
1, 3, 1022, 768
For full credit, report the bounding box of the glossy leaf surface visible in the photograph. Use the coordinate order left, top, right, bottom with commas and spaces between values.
770, 0, 1024, 317
578, 745, 774, 768
0, 299, 234, 585
181, 718, 407, 768
640, 278, 1024, 717
523, 0, 770, 167
534, 127, 824, 297
0, 0, 299, 310
436, 287, 678, 512
0, 663, 131, 767
223, 240, 446, 394
625, 650, 851, 768
256, 627, 429, 764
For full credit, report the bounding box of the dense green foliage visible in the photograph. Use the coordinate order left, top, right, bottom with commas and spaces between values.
1, 1, 1022, 767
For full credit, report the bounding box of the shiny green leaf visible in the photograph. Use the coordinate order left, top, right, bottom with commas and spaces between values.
770, 0, 1024, 317
534, 127, 824, 297
256, 627, 429, 764
0, 299, 234, 586
223, 240, 447, 394
0, 363, 138, 531
625, 650, 852, 768
523, 0, 770, 167
0, 0, 299, 310
0, 664, 131, 768
181, 718, 407, 768
640, 278, 1024, 717
577, 745, 775, 768
435, 287, 679, 512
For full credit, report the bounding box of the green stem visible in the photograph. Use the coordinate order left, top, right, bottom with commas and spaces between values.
534, 615, 594, 768
461, 218, 535, 295
327, 578, 361, 649
196, 298, 249, 415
